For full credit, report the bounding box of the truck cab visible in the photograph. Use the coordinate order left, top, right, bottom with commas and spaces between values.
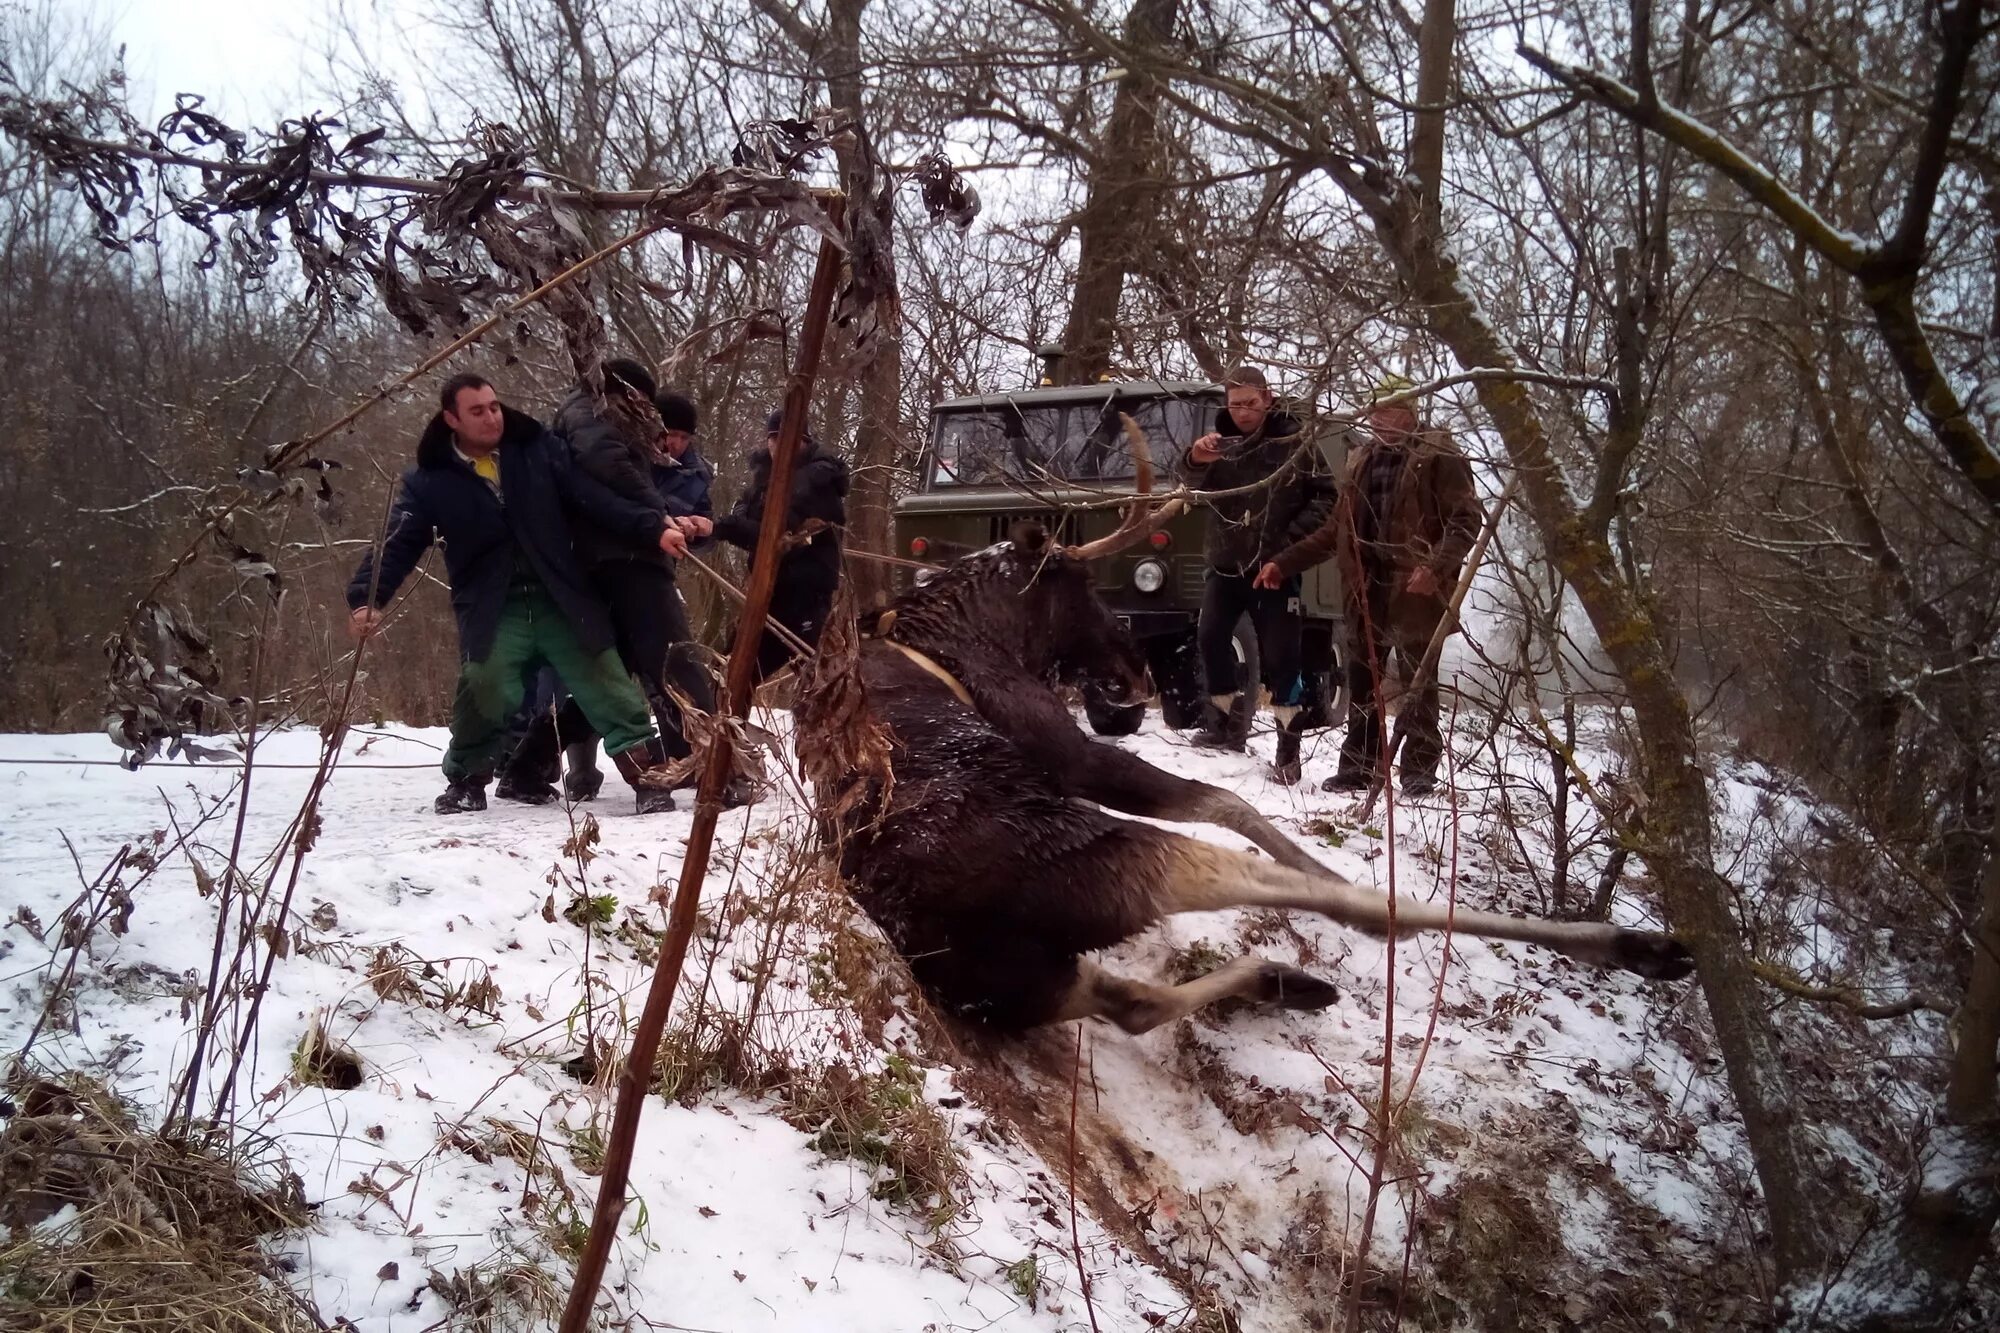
893, 379, 1348, 736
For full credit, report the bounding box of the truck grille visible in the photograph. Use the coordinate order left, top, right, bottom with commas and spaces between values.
1180, 560, 1206, 601
986, 510, 1082, 545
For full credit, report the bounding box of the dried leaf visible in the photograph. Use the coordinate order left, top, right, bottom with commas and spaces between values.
376, 1261, 400, 1281
10, 905, 47, 942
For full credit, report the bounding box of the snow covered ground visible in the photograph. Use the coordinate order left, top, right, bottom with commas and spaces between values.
0, 708, 1841, 1329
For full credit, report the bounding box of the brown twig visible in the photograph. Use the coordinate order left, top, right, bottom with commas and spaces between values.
1068, 1024, 1102, 1333
1750, 959, 1951, 1020
557, 202, 847, 1333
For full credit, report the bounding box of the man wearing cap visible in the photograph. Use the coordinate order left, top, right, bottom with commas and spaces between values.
715, 409, 850, 681
500, 385, 755, 807
1177, 365, 1336, 785
1254, 380, 1481, 796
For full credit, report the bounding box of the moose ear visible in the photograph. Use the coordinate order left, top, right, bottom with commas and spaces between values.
1010, 521, 1049, 553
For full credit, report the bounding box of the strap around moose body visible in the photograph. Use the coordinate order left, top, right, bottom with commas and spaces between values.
886, 640, 976, 709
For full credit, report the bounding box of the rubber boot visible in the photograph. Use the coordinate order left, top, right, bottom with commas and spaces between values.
434, 776, 489, 815
1272, 718, 1304, 787
610, 740, 677, 815
1191, 693, 1247, 752
562, 741, 604, 803
717, 774, 760, 810
495, 772, 557, 805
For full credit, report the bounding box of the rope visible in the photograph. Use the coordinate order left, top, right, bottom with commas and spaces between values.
680, 550, 817, 660
0, 758, 441, 769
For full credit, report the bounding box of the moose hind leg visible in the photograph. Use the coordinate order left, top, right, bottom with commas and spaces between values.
1052, 956, 1339, 1035
1154, 837, 1696, 981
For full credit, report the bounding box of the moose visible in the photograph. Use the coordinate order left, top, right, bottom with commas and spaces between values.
807, 421, 1694, 1035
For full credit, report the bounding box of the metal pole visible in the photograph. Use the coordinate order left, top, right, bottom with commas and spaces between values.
558, 199, 846, 1333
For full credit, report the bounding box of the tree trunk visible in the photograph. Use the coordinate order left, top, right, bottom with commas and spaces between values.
1802, 839, 2000, 1331
754, 0, 903, 604
825, 0, 901, 605
1055, 0, 1178, 385
1314, 0, 1827, 1281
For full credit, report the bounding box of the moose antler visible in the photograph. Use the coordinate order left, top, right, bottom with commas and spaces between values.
1063, 413, 1187, 561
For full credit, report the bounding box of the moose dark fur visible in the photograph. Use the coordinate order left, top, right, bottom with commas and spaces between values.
822, 526, 1695, 1034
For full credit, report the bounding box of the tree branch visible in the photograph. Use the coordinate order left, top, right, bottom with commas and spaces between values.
1751, 958, 1951, 1021
1883, 0, 1986, 268
1518, 45, 1872, 272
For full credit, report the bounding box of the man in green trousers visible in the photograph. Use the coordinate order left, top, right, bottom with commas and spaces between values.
346, 373, 688, 814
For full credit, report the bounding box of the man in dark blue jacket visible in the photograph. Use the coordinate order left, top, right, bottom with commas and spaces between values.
346, 374, 687, 814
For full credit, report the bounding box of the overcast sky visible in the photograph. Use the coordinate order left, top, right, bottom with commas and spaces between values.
98, 0, 435, 129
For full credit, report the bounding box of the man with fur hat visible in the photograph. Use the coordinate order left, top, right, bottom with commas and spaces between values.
345, 373, 686, 814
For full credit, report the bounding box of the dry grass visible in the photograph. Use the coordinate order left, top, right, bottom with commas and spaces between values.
780, 1056, 964, 1225
289, 1015, 362, 1090
0, 1074, 314, 1333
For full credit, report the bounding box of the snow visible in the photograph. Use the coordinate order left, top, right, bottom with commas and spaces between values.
0, 707, 1931, 1328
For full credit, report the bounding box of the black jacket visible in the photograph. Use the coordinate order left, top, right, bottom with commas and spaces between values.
346, 406, 666, 662
714, 437, 849, 590
552, 386, 670, 570
1175, 409, 1336, 576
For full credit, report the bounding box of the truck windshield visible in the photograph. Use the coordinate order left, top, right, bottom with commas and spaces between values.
928, 395, 1210, 489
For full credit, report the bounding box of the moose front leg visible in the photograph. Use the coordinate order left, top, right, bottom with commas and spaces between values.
1056, 735, 1326, 875
1051, 957, 1340, 1034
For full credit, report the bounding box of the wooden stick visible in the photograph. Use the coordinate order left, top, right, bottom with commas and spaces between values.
556, 203, 846, 1333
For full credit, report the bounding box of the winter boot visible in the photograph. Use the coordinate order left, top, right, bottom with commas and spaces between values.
1271, 708, 1304, 786
610, 741, 677, 815
562, 741, 604, 803
495, 772, 557, 805
1190, 694, 1247, 752
668, 761, 760, 811
1400, 770, 1439, 797
434, 776, 489, 815
1321, 766, 1375, 794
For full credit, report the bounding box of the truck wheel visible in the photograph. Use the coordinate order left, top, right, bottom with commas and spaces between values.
1222, 614, 1260, 740
1160, 617, 1260, 735
1297, 642, 1349, 732
1084, 688, 1146, 736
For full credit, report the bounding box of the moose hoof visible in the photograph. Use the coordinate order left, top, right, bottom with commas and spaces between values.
1256, 963, 1341, 1011
1614, 931, 1696, 981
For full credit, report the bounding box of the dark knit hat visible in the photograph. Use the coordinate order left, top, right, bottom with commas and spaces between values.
656, 391, 698, 434
603, 357, 657, 400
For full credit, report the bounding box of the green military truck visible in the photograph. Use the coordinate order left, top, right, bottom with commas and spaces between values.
891, 378, 1349, 737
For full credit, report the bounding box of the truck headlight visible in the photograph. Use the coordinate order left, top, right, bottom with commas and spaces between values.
1132, 559, 1167, 594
